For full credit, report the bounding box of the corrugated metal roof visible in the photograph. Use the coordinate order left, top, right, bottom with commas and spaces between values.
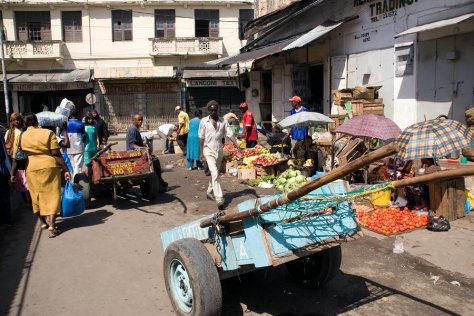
182, 69, 238, 79
283, 17, 355, 50
207, 38, 296, 66
395, 12, 474, 37
6, 69, 91, 83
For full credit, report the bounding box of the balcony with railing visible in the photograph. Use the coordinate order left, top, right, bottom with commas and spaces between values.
149, 37, 223, 56
3, 41, 64, 62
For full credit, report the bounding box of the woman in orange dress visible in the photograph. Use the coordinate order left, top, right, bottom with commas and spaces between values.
11, 113, 71, 237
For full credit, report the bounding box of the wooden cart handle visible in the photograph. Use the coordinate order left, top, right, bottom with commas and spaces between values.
200, 143, 399, 228
392, 166, 474, 188
90, 141, 117, 161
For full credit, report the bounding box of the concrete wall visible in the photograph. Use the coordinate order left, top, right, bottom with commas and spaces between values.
248, 0, 474, 128
1, 0, 253, 73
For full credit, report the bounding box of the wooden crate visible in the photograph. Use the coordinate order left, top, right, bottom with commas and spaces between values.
329, 115, 346, 131
428, 178, 466, 221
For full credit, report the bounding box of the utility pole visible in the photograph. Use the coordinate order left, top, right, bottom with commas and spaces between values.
0, 27, 10, 125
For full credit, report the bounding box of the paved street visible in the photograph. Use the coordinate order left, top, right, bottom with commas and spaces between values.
1, 153, 474, 316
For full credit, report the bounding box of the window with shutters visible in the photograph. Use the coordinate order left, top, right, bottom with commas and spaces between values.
112, 10, 132, 42
15, 11, 51, 41
62, 11, 82, 42
239, 9, 253, 40
155, 10, 175, 39
195, 10, 219, 38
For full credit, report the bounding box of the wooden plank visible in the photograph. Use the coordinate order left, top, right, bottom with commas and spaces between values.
447, 182, 456, 221
455, 178, 466, 219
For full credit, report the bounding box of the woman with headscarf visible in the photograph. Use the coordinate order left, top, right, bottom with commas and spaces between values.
84, 114, 98, 166
10, 113, 71, 237
4, 112, 30, 205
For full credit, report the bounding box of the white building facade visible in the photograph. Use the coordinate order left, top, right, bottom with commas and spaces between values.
221, 0, 474, 129
0, 0, 253, 130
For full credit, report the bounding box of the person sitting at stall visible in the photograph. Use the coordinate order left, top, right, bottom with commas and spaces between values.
267, 125, 291, 155
292, 135, 319, 175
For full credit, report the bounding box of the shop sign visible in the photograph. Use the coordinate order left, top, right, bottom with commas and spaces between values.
104, 82, 179, 94
12, 82, 93, 91
353, 0, 420, 23
186, 79, 238, 87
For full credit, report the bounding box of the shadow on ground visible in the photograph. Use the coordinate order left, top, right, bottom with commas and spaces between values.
221, 268, 460, 316
90, 186, 187, 215
0, 207, 38, 315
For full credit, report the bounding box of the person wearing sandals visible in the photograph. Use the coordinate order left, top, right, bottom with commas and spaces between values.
10, 113, 71, 238
4, 112, 31, 206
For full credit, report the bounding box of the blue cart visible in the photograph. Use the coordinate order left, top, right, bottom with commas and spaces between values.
161, 181, 361, 316
160, 144, 473, 316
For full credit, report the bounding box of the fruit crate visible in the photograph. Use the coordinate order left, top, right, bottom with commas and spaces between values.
254, 165, 276, 178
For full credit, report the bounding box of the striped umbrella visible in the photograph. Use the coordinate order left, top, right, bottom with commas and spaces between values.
335, 114, 401, 140
395, 118, 474, 161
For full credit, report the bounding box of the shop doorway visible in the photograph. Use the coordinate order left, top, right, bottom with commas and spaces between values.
260, 71, 272, 122
308, 64, 324, 113
18, 89, 92, 116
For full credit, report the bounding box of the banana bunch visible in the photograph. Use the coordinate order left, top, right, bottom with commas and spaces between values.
303, 159, 314, 167
238, 140, 247, 149
288, 159, 305, 167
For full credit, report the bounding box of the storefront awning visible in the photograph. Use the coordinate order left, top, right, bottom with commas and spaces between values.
208, 16, 356, 66
182, 69, 238, 79
283, 16, 356, 51
395, 12, 474, 37
207, 38, 296, 66
6, 69, 92, 83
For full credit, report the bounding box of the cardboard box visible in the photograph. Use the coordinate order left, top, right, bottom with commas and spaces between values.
238, 168, 256, 180
225, 161, 239, 174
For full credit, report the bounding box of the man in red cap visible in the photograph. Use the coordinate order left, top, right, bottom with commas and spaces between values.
240, 102, 258, 148
289, 95, 308, 149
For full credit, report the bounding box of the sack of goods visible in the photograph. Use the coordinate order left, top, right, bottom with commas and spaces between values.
37, 111, 68, 128
55, 98, 75, 117
61, 181, 86, 217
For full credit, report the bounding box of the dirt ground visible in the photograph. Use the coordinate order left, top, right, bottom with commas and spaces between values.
1, 153, 473, 316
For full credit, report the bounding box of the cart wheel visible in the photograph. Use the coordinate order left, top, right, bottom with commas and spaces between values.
285, 245, 342, 288
164, 238, 222, 316
140, 173, 159, 200
74, 173, 91, 209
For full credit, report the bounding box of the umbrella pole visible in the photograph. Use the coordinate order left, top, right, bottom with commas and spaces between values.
200, 143, 399, 228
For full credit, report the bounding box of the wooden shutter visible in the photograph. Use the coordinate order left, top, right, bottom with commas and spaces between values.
165, 23, 175, 39
18, 25, 28, 41
209, 21, 219, 38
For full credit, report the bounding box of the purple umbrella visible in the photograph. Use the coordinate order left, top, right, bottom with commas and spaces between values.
335, 114, 402, 140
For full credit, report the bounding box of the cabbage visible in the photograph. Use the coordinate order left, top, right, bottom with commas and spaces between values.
287, 177, 297, 184
295, 175, 306, 183
279, 177, 287, 183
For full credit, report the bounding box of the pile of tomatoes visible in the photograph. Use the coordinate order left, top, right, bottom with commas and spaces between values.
355, 205, 429, 235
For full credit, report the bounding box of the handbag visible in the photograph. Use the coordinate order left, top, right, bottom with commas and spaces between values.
15, 132, 28, 170
61, 181, 85, 217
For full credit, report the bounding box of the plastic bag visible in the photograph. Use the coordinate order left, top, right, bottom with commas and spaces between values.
61, 181, 85, 217
393, 238, 404, 254
427, 215, 450, 232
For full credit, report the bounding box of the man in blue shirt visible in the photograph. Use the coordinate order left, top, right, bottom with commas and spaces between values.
289, 95, 308, 150
126, 114, 168, 194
